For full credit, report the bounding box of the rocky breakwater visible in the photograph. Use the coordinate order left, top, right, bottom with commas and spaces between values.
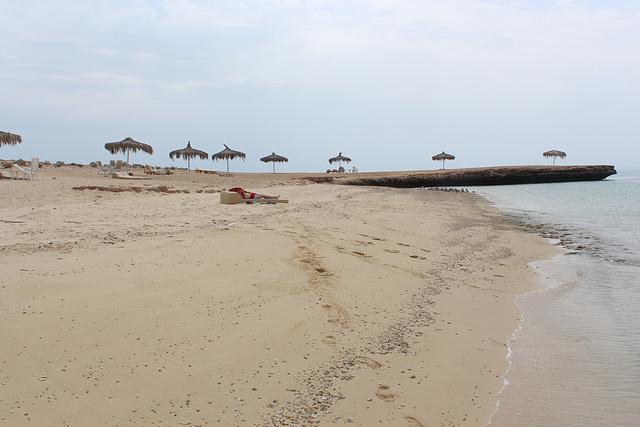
338, 165, 616, 188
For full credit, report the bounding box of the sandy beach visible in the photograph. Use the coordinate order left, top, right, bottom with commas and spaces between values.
1, 165, 556, 426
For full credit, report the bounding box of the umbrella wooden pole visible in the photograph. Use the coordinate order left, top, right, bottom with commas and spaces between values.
273, 163, 276, 173
188, 158, 191, 174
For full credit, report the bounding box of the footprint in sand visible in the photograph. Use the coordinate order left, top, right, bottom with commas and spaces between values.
360, 356, 382, 369
376, 385, 397, 401
404, 416, 425, 427
322, 336, 337, 347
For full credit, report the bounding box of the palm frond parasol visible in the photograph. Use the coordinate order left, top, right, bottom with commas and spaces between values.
432, 151, 455, 169
260, 152, 288, 173
212, 144, 246, 174
105, 137, 154, 172
1, 131, 22, 146
328, 152, 351, 168
543, 150, 567, 166
169, 141, 209, 174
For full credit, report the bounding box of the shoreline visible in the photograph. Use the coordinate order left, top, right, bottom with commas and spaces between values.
474, 179, 640, 425
0, 167, 557, 425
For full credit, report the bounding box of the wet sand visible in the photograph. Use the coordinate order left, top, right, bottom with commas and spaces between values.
0, 165, 556, 425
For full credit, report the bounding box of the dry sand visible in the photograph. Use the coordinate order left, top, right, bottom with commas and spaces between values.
1, 165, 557, 425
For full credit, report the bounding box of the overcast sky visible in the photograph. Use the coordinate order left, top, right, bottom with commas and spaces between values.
1, 0, 639, 172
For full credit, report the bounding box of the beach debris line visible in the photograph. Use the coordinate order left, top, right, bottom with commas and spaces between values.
266, 282, 439, 425
543, 149, 567, 166
420, 187, 473, 193
72, 185, 192, 194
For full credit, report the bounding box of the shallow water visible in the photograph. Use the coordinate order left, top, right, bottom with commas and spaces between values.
469, 172, 640, 426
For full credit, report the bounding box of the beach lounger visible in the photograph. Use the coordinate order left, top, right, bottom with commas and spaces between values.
145, 165, 170, 175
195, 167, 217, 174
97, 161, 110, 175
219, 191, 288, 204
112, 172, 151, 180
12, 158, 40, 180
10, 165, 26, 179
113, 160, 123, 172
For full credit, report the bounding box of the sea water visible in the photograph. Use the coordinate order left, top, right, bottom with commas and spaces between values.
470, 171, 640, 426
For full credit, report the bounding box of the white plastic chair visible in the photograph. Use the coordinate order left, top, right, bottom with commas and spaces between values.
13, 158, 40, 180
97, 161, 110, 175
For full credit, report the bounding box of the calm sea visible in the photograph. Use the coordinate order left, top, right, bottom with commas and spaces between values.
469, 171, 640, 426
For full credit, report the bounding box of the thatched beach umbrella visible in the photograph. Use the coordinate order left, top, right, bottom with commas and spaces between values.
212, 144, 246, 174
328, 152, 351, 168
260, 152, 288, 173
543, 150, 567, 166
0, 131, 22, 146
105, 137, 153, 172
432, 151, 455, 170
169, 141, 208, 174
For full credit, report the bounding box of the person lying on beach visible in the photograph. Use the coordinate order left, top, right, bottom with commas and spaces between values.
228, 187, 280, 200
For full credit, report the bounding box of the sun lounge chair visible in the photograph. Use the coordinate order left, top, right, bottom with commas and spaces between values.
219, 191, 288, 204
145, 165, 170, 175
195, 167, 217, 174
97, 161, 110, 175
12, 158, 40, 180
113, 160, 123, 172
112, 172, 151, 180
11, 164, 26, 179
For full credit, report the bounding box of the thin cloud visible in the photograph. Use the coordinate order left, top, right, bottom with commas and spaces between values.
1, 0, 638, 170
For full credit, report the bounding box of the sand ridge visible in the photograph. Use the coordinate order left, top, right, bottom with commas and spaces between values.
0, 166, 557, 425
